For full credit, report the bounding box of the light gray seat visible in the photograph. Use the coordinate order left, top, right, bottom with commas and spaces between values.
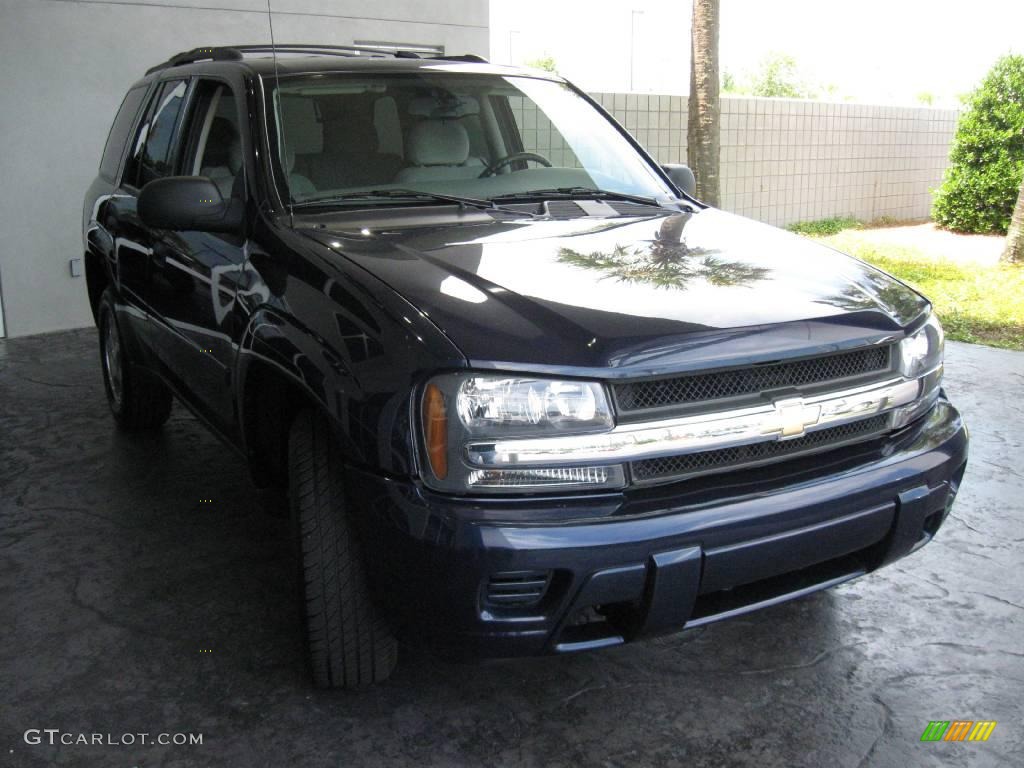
311, 102, 403, 189
394, 119, 482, 183
202, 127, 314, 201
278, 96, 320, 200
284, 148, 316, 199
200, 118, 243, 199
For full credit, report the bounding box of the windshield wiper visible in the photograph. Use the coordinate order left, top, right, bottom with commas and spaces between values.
490, 187, 667, 207
292, 188, 534, 216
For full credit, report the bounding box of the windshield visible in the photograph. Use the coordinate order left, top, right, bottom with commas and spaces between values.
265, 72, 676, 206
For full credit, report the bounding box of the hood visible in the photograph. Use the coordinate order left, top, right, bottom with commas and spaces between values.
302, 207, 927, 377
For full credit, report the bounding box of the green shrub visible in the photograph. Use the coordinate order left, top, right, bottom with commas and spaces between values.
786, 217, 861, 236
724, 53, 821, 99
525, 56, 557, 73
933, 55, 1024, 234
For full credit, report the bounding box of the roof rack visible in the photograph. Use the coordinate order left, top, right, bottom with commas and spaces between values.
431, 54, 489, 64
145, 45, 489, 75
145, 46, 242, 75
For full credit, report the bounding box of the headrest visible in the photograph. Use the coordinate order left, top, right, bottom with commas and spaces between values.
228, 140, 243, 175
405, 120, 470, 166
322, 115, 379, 152
408, 95, 480, 119
205, 117, 242, 174
279, 95, 323, 154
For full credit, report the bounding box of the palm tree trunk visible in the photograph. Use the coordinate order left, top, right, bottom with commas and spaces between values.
687, 0, 721, 206
1003, 173, 1024, 263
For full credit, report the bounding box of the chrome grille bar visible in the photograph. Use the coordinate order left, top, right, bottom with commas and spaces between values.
465, 377, 921, 468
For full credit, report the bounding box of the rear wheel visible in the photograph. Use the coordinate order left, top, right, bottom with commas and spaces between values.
288, 409, 398, 688
98, 289, 172, 430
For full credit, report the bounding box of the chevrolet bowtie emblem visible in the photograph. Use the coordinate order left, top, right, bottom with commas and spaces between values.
766, 397, 821, 439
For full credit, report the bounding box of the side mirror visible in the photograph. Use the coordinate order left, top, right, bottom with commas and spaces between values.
138, 176, 242, 233
661, 164, 697, 198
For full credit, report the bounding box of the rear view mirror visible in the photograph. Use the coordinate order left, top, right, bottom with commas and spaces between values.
661, 164, 697, 198
138, 176, 242, 233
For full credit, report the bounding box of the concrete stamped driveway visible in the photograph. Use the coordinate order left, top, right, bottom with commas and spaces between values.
1, 330, 1022, 767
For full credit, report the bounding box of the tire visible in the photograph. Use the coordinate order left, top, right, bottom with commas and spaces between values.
288, 409, 398, 688
98, 289, 172, 430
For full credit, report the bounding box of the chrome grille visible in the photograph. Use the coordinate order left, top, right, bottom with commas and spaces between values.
630, 414, 890, 483
614, 345, 892, 412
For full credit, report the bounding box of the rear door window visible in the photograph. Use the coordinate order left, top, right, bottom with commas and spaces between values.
99, 86, 148, 181
123, 79, 189, 189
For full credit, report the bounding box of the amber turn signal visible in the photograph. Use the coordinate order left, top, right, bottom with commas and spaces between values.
423, 383, 448, 479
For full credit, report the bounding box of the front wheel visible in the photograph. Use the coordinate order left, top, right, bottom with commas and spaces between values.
98, 289, 172, 430
288, 409, 398, 688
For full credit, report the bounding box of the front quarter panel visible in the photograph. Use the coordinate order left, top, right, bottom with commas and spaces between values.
236, 219, 466, 477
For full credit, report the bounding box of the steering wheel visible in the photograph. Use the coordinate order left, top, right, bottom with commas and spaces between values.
478, 152, 552, 178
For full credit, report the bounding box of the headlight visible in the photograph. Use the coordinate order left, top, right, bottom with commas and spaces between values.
420, 374, 623, 493
892, 312, 944, 428
456, 377, 612, 434
898, 312, 944, 378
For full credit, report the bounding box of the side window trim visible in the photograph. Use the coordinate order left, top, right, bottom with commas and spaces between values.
190, 86, 224, 175
156, 77, 194, 183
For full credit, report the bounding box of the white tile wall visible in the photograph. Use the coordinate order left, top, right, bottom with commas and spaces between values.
590, 93, 957, 227
589, 92, 689, 166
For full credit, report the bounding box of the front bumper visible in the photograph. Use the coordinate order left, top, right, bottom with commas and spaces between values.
350, 398, 967, 658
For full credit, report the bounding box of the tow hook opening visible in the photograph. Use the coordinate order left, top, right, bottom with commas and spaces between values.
555, 601, 642, 652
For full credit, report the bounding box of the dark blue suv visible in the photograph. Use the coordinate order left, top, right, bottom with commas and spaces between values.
83, 45, 968, 688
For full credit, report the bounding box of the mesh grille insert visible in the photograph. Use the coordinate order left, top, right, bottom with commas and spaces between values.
631, 414, 890, 483
615, 346, 892, 412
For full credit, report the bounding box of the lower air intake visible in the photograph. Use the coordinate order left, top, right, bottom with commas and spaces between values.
485, 571, 552, 608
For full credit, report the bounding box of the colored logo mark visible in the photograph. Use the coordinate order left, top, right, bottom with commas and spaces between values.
920, 720, 996, 742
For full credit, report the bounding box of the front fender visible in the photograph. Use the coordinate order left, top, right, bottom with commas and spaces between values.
236, 306, 360, 464
236, 302, 462, 480
235, 219, 469, 480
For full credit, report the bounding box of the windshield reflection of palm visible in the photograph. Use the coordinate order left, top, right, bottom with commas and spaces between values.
557, 212, 770, 290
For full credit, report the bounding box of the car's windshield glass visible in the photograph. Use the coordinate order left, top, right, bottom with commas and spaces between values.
265, 72, 676, 206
